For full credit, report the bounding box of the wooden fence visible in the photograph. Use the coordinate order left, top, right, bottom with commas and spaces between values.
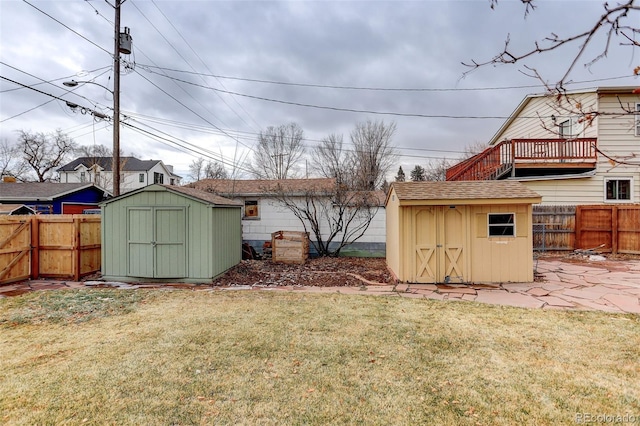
0, 215, 101, 285
532, 206, 576, 251
576, 205, 640, 255
533, 205, 640, 254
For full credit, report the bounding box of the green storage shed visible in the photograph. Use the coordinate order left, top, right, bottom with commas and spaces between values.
101, 184, 242, 283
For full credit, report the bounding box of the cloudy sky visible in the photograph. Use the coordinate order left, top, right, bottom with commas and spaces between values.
1, 0, 637, 181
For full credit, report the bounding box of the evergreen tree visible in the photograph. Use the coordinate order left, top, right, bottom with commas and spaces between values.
410, 165, 426, 182
394, 166, 405, 182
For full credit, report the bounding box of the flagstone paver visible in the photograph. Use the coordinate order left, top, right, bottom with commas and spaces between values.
3, 258, 640, 314
536, 296, 576, 308
602, 294, 640, 314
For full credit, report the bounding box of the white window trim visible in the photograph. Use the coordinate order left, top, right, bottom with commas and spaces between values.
604, 176, 634, 203
487, 212, 516, 238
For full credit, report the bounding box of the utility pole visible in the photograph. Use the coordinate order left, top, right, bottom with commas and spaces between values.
112, 0, 121, 196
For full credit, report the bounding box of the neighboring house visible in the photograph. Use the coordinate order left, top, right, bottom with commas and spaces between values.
189, 178, 387, 257
57, 157, 182, 193
446, 86, 640, 205
0, 182, 110, 214
0, 204, 35, 215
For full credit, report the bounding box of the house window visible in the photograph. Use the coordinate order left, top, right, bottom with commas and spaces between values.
80, 171, 86, 182
605, 178, 632, 202
139, 173, 145, 183
170, 178, 175, 185
488, 213, 515, 237
244, 200, 259, 219
154, 172, 163, 184
559, 119, 572, 138
636, 103, 640, 137
95, 172, 100, 183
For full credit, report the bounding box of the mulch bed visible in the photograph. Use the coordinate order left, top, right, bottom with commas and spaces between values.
212, 257, 394, 287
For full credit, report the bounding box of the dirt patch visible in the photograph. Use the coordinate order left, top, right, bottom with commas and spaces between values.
212, 257, 394, 287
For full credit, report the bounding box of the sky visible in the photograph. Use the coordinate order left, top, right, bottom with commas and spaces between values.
1, 0, 638, 182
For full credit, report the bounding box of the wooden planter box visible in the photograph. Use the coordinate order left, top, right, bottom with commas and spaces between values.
271, 230, 309, 264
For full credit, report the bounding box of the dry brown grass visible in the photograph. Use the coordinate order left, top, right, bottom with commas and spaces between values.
1, 289, 639, 425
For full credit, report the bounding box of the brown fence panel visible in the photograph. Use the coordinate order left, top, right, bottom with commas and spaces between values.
575, 206, 640, 254
0, 217, 32, 284
533, 206, 575, 251
615, 206, 640, 254
575, 206, 613, 252
0, 215, 101, 285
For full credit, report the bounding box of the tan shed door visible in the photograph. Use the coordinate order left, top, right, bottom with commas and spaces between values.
413, 206, 465, 283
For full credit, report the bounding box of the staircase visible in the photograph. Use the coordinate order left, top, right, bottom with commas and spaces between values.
446, 141, 513, 181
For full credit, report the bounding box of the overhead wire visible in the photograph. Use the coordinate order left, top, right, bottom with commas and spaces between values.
149, 0, 262, 131
22, 0, 111, 56
137, 64, 638, 93
129, 0, 257, 135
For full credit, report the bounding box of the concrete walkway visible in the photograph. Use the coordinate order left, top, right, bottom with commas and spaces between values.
1, 258, 640, 314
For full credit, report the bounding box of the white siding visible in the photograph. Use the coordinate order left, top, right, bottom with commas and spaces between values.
237, 196, 386, 244
497, 93, 598, 143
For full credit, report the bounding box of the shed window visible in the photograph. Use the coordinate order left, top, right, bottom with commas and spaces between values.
488, 213, 515, 237
605, 178, 632, 202
244, 200, 259, 219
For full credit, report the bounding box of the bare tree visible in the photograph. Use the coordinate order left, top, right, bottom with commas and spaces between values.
0, 139, 29, 181
350, 120, 398, 190
76, 144, 112, 158
424, 158, 452, 181
17, 129, 77, 182
204, 161, 228, 179
273, 181, 381, 257
250, 123, 305, 179
189, 158, 205, 182
464, 0, 640, 90
311, 133, 355, 186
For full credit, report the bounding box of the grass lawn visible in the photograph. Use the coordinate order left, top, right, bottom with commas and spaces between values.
1, 288, 639, 425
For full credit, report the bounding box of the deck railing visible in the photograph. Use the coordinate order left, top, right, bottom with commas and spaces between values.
446, 138, 597, 181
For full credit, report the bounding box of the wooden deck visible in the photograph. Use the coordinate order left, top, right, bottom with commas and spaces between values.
446, 138, 597, 181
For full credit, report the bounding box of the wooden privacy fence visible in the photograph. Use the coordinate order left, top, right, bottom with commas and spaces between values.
533, 205, 640, 254
532, 206, 576, 251
576, 205, 640, 255
0, 215, 101, 285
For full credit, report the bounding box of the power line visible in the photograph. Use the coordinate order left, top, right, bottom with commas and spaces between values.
22, 0, 111, 55
141, 68, 555, 120
150, 0, 262, 131
137, 63, 637, 93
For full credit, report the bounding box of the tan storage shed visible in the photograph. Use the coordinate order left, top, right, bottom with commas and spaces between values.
386, 181, 541, 284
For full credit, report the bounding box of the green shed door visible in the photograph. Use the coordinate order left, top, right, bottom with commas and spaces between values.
154, 207, 187, 278
127, 206, 187, 278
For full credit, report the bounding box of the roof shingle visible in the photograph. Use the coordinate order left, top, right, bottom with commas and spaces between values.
390, 181, 541, 202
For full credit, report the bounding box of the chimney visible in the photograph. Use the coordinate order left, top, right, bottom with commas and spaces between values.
2, 176, 17, 183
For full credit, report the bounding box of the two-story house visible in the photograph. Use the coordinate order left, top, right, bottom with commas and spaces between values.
58, 157, 182, 193
446, 86, 640, 205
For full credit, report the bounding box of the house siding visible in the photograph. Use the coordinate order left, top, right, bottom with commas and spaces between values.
232, 196, 386, 256
496, 93, 598, 144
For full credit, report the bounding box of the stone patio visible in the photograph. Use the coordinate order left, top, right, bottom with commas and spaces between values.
1, 258, 640, 314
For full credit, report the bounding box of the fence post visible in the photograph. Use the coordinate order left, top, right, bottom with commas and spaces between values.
575, 206, 582, 249
73, 216, 81, 281
612, 206, 618, 255
30, 215, 39, 279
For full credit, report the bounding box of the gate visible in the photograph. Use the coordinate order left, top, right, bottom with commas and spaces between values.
0, 218, 32, 284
